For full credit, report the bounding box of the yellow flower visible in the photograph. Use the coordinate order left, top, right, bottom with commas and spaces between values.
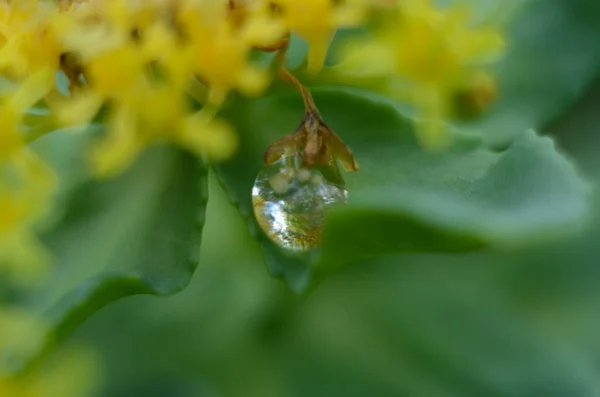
337, 0, 505, 148
229, 0, 288, 50
0, 0, 61, 80
272, 0, 365, 74
0, 68, 57, 286
393, 1, 504, 85
0, 0, 61, 123
0, 0, 62, 149
46, 0, 242, 176
90, 96, 237, 177
0, 102, 23, 158
0, 3, 58, 285
178, 0, 270, 105
0, 150, 55, 287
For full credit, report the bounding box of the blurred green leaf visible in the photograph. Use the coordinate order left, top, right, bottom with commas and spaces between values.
71, 180, 600, 397
31, 128, 98, 229
277, 254, 600, 397
214, 87, 589, 291
70, 174, 291, 397
12, 144, 207, 372
469, 0, 600, 145
549, 75, 600, 177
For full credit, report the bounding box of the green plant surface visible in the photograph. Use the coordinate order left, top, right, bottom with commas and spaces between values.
215, 88, 590, 291
9, 142, 208, 373
7, 0, 600, 388
210, 0, 600, 291
70, 175, 600, 397
467, 0, 600, 145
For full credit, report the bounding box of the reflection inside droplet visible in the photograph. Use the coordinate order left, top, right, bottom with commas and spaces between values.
252, 156, 348, 251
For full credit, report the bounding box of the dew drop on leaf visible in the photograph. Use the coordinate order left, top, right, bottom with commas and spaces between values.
252, 156, 348, 251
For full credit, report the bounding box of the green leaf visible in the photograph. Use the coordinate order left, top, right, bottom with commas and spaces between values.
215, 87, 590, 291
278, 253, 600, 397
467, 0, 600, 145
31, 127, 98, 229
549, 76, 600, 177
10, 143, 208, 372
69, 185, 600, 397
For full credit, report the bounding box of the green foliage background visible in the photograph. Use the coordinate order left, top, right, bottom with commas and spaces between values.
12, 0, 600, 395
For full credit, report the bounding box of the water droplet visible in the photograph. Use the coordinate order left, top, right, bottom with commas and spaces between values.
252, 156, 348, 252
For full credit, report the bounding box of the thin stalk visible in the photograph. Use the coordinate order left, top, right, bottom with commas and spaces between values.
277, 68, 319, 116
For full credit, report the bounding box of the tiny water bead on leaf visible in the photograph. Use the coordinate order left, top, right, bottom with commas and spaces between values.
252, 68, 358, 251
252, 155, 348, 251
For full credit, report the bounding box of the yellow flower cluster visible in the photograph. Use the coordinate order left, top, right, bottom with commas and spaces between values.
271, 0, 365, 74
49, 0, 265, 175
337, 0, 505, 148
0, 3, 57, 286
0, 0, 367, 178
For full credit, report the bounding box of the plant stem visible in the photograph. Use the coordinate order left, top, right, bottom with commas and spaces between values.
277, 68, 319, 116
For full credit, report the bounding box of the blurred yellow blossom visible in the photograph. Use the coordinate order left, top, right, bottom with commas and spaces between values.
0, 308, 45, 355
178, 0, 271, 105
228, 0, 288, 51
0, 2, 62, 279
45, 0, 275, 176
0, 74, 56, 286
0, 0, 372, 182
0, 69, 56, 158
272, 0, 365, 74
0, 0, 61, 80
337, 0, 505, 148
0, 150, 55, 286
